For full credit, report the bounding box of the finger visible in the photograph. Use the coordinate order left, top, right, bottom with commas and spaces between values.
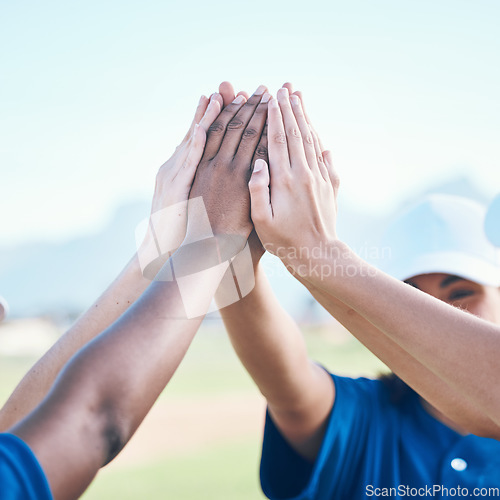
310, 126, 329, 182
249, 159, 272, 224
289, 94, 317, 171
234, 92, 271, 174
211, 92, 224, 110
251, 123, 268, 169
294, 90, 325, 152
202, 94, 248, 160
277, 87, 307, 170
198, 94, 222, 133
217, 84, 268, 160
282, 82, 294, 94
219, 81, 236, 108
237, 90, 250, 99
180, 124, 207, 179
322, 149, 339, 196
181, 95, 209, 144
268, 97, 290, 179
193, 95, 210, 126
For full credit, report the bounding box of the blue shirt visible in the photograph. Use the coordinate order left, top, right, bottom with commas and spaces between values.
0, 433, 52, 500
260, 374, 500, 499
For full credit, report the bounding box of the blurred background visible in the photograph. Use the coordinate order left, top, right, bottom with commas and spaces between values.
0, 0, 499, 498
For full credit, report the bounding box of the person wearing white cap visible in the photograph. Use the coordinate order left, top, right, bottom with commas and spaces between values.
223, 84, 500, 499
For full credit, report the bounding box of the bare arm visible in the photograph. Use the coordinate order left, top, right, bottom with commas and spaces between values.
212, 84, 333, 462
8, 86, 266, 499
301, 278, 500, 436
0, 93, 222, 431
220, 260, 334, 461
274, 83, 500, 437
11, 254, 229, 499
250, 86, 500, 437
0, 255, 148, 431
302, 244, 500, 437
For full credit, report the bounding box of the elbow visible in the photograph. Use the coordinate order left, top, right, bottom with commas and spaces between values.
97, 400, 131, 466
101, 419, 126, 465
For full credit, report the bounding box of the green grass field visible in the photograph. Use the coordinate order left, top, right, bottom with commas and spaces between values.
0, 322, 388, 499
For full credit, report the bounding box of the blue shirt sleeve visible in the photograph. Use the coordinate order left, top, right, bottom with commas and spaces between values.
0, 433, 52, 500
260, 374, 383, 500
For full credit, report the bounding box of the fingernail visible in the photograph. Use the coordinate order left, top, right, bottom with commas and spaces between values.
290, 95, 300, 105
269, 98, 279, 108
199, 95, 206, 104
277, 87, 289, 98
210, 92, 220, 102
254, 85, 267, 95
233, 95, 245, 104
253, 160, 264, 173
261, 92, 271, 103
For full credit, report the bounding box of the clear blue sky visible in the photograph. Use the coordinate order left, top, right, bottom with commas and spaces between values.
1, 0, 499, 245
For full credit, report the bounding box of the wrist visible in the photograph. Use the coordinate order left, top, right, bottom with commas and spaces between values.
282, 239, 358, 288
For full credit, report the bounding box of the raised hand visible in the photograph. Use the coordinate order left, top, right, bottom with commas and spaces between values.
186, 85, 270, 250
151, 93, 223, 212
139, 93, 222, 278
248, 87, 338, 275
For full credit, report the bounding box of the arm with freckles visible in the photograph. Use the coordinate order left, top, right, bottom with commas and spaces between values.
0, 93, 223, 431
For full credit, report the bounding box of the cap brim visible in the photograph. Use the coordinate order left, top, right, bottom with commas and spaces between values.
394, 252, 500, 287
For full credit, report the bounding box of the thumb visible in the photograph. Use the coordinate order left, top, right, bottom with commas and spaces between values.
322, 150, 340, 194
249, 159, 272, 224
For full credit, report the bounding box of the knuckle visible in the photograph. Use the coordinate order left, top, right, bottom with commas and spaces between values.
243, 127, 258, 139
282, 173, 293, 187
211, 157, 227, 170
208, 121, 225, 135
273, 132, 287, 144
305, 134, 314, 145
255, 145, 268, 157
304, 176, 315, 193
288, 127, 301, 139
227, 118, 245, 130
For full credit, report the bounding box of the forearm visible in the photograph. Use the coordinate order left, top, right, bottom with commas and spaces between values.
0, 251, 150, 431
11, 257, 228, 499
220, 266, 324, 412
303, 241, 500, 433
219, 264, 333, 462
303, 279, 499, 436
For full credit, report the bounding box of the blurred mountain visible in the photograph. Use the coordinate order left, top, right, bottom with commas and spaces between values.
0, 201, 150, 319
0, 176, 489, 320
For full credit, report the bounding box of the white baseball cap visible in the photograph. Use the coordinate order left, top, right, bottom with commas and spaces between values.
380, 194, 500, 286
485, 194, 500, 247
